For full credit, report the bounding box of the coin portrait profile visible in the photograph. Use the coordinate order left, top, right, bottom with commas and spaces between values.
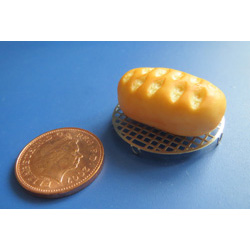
30, 137, 83, 183
15, 128, 104, 198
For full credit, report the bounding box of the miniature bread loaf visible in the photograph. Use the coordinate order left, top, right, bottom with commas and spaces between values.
117, 68, 226, 136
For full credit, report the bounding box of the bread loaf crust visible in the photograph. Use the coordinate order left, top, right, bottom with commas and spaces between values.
118, 68, 226, 136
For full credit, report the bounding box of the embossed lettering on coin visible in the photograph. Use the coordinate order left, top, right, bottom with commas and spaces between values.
15, 128, 104, 198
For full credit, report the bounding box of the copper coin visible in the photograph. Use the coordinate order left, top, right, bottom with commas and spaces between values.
15, 128, 104, 198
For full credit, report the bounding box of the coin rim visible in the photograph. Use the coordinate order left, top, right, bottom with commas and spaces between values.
15, 127, 104, 198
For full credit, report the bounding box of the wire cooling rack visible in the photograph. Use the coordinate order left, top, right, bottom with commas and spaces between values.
112, 104, 225, 155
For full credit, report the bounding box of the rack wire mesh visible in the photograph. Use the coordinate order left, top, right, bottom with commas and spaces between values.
112, 104, 225, 155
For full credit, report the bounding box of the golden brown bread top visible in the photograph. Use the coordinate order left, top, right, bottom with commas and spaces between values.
118, 67, 226, 136
119, 67, 224, 111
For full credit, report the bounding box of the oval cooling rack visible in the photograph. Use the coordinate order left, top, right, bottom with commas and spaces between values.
112, 104, 225, 155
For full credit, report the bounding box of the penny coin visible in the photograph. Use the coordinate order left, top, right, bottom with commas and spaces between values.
15, 128, 104, 198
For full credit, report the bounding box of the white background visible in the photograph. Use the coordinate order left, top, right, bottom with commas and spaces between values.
1, 0, 250, 41
1, 210, 250, 249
